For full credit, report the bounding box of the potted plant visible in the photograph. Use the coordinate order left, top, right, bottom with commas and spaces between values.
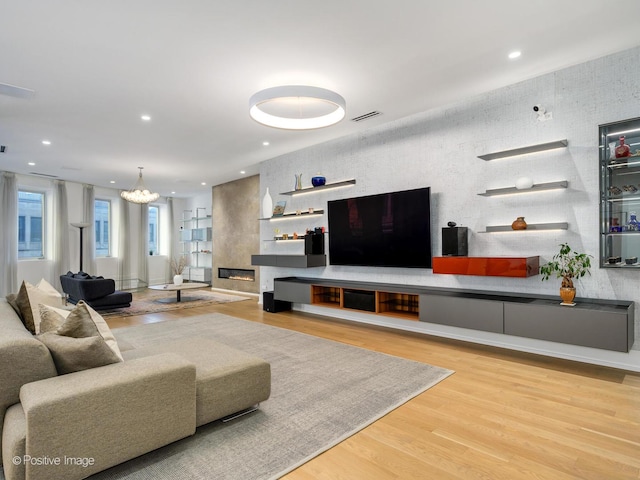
540, 243, 592, 305
170, 256, 187, 285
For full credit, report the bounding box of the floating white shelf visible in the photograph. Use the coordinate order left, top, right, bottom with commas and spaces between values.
478, 139, 568, 161
259, 209, 324, 221
481, 222, 569, 233
280, 179, 356, 196
478, 180, 568, 197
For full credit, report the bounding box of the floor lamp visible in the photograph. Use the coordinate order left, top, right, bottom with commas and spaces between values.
71, 222, 91, 272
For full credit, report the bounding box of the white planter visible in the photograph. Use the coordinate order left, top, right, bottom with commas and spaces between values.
173, 274, 184, 286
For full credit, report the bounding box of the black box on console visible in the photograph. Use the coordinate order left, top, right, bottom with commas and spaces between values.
263, 291, 291, 313
343, 289, 376, 312
304, 231, 325, 255
442, 226, 468, 256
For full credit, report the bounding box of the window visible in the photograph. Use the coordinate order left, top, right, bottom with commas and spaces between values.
148, 205, 159, 255
18, 191, 45, 259
95, 199, 111, 257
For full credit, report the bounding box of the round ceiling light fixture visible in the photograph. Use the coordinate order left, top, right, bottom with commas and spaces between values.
249, 85, 346, 130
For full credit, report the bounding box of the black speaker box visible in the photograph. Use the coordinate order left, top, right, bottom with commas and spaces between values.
262, 291, 291, 313
304, 232, 325, 254
343, 289, 376, 312
442, 226, 468, 256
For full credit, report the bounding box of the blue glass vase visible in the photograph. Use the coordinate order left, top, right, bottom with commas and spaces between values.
311, 175, 326, 187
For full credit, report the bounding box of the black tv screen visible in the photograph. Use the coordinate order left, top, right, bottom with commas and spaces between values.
327, 187, 432, 268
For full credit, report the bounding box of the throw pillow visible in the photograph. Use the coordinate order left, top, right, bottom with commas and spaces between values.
38, 302, 124, 361
38, 333, 122, 375
37, 301, 122, 375
12, 279, 65, 334
5, 293, 23, 319
13, 282, 36, 334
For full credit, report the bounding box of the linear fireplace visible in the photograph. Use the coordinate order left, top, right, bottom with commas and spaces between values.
218, 268, 255, 282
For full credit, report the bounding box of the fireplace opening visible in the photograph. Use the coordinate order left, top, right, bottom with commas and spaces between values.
218, 268, 255, 282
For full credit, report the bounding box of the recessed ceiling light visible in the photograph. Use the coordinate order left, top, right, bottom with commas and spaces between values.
28, 162, 35, 166
240, 170, 246, 174
263, 141, 270, 146
42, 140, 51, 145
110, 180, 116, 184
508, 51, 522, 60
201, 182, 206, 186
171, 191, 176, 194
141, 114, 151, 121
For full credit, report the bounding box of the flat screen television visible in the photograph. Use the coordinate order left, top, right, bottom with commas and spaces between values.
327, 187, 432, 268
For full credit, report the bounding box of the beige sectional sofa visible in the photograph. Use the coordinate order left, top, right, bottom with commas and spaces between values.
0, 298, 271, 480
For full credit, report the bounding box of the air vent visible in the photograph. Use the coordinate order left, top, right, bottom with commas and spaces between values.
29, 172, 59, 178
0, 145, 5, 153
351, 111, 381, 122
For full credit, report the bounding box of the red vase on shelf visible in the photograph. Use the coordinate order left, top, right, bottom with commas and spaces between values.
615, 136, 631, 158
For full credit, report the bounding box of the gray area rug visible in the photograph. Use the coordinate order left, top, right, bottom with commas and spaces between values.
90, 314, 453, 480
99, 289, 250, 317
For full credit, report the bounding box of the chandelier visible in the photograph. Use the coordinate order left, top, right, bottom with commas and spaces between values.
120, 167, 159, 204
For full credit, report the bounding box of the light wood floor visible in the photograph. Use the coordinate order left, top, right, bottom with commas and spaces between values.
106, 291, 640, 480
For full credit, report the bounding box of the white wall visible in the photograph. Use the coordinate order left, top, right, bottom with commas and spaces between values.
258, 46, 640, 369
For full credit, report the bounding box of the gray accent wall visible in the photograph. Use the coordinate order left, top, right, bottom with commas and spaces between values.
212, 175, 259, 294
259, 46, 640, 358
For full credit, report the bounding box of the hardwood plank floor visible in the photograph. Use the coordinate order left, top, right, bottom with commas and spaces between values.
106, 292, 640, 479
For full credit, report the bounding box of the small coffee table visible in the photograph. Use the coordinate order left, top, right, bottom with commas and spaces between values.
148, 282, 210, 303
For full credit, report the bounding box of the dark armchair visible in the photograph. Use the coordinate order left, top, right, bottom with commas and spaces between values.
60, 271, 132, 310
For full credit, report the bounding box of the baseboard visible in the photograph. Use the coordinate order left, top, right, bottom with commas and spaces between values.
297, 304, 640, 373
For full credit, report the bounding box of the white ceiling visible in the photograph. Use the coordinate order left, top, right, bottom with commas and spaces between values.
2, 0, 640, 197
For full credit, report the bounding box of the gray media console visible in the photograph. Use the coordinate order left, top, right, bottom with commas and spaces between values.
273, 277, 634, 353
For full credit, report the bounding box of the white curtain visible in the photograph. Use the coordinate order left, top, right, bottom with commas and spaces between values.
82, 184, 96, 274
0, 172, 18, 296
118, 197, 131, 289
52, 180, 70, 289
166, 197, 174, 283
138, 203, 149, 287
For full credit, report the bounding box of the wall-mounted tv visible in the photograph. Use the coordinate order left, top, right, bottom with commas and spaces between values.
327, 187, 432, 268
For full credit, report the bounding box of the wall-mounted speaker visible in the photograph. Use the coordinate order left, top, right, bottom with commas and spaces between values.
304, 231, 325, 255
442, 226, 468, 256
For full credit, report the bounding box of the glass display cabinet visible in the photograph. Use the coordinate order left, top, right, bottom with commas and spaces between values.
600, 117, 640, 268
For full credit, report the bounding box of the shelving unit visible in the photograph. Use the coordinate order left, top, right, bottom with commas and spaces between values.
255, 180, 347, 267
481, 222, 568, 233
599, 117, 640, 269
432, 256, 539, 277
251, 254, 326, 268
478, 139, 568, 161
280, 179, 356, 196
259, 209, 324, 220
180, 208, 212, 284
477, 142, 570, 231
478, 180, 568, 197
274, 276, 634, 352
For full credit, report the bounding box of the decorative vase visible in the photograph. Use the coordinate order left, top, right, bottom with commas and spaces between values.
559, 287, 576, 305
515, 177, 533, 190
627, 211, 639, 231
610, 217, 622, 232
511, 216, 527, 230
311, 175, 326, 187
173, 274, 184, 286
262, 188, 273, 218
294, 174, 302, 191
615, 136, 630, 158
